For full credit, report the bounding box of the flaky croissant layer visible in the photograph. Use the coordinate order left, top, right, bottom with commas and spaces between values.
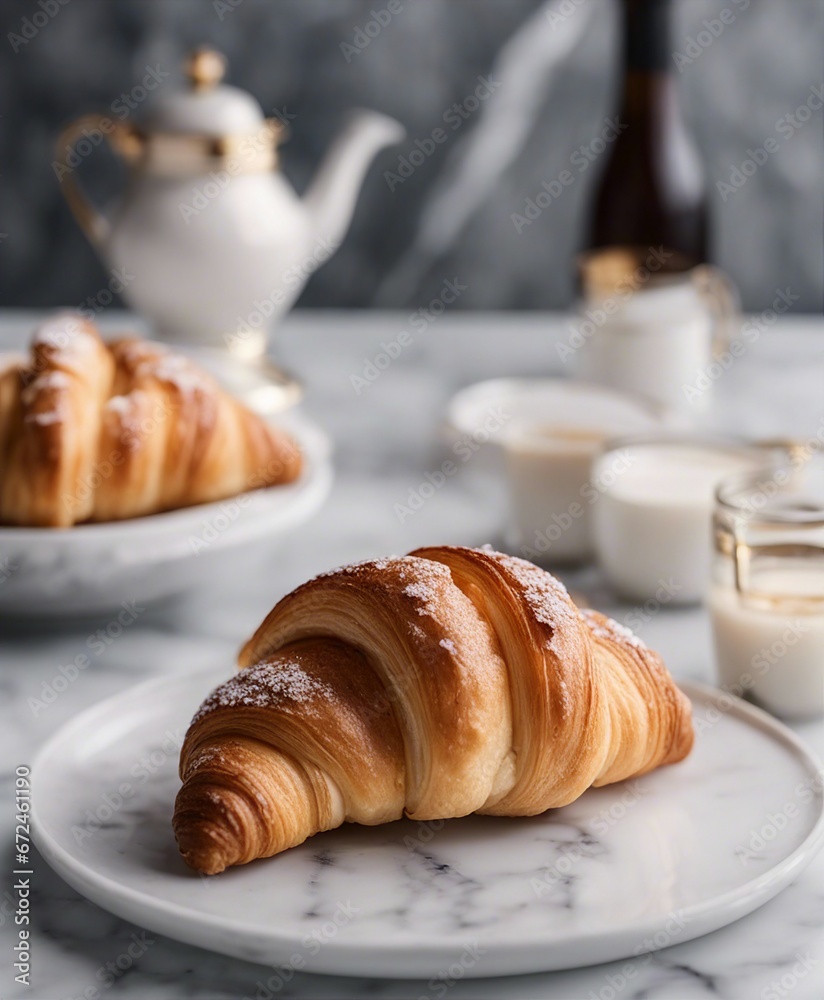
0, 314, 301, 526
174, 546, 694, 874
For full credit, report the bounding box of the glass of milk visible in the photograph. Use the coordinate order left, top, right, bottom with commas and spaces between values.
709, 456, 824, 719
501, 383, 668, 565
592, 436, 774, 604
575, 249, 739, 416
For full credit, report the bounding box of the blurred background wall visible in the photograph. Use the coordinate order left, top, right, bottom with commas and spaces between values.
0, 0, 821, 313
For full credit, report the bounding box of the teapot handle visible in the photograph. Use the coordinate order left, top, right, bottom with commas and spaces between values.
692, 264, 741, 360
54, 114, 139, 247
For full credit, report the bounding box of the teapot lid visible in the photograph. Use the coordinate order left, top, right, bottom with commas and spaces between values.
144, 48, 266, 136
114, 48, 284, 176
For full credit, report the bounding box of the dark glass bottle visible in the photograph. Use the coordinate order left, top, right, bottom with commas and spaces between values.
585, 0, 709, 269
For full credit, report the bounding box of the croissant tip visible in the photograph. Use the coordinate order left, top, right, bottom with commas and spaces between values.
180, 849, 227, 876
173, 786, 244, 876
174, 820, 232, 876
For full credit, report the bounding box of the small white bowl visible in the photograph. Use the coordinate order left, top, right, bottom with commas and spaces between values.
0, 413, 332, 618
445, 378, 677, 562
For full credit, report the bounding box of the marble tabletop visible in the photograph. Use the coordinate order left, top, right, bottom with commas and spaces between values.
1, 308, 823, 1000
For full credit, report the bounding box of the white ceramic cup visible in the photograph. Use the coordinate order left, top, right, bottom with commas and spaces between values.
499, 382, 669, 565
575, 250, 739, 416
592, 436, 772, 604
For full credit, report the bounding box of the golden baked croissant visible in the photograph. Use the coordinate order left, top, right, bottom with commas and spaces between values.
174, 546, 694, 874
0, 314, 301, 526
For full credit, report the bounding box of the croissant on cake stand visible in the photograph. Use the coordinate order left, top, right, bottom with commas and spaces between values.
0, 314, 302, 527
174, 546, 694, 875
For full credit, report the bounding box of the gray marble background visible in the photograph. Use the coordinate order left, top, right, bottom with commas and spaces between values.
0, 0, 822, 313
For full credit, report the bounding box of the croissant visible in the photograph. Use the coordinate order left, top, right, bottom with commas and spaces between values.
174, 546, 694, 874
0, 314, 301, 526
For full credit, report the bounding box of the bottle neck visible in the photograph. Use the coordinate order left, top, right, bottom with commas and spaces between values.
620, 0, 672, 74
618, 0, 676, 120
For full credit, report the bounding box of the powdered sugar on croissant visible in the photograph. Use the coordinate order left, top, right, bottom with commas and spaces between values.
0, 314, 301, 526
174, 546, 694, 874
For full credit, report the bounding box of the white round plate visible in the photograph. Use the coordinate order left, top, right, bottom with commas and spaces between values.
0, 413, 332, 617
31, 674, 824, 978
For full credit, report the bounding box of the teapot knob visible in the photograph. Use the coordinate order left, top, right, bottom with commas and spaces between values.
185, 47, 227, 91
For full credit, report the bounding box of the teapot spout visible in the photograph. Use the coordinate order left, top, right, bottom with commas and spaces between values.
303, 110, 404, 249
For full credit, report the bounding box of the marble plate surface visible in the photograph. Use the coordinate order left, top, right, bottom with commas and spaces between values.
30, 673, 824, 978
0, 413, 332, 618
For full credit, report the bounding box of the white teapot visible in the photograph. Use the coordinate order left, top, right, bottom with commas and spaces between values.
56, 48, 404, 357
